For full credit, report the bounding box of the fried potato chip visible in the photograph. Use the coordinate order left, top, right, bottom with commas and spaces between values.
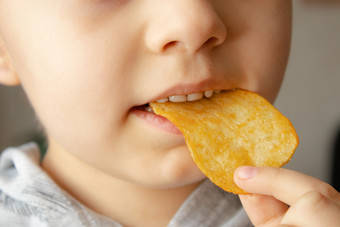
150, 89, 298, 194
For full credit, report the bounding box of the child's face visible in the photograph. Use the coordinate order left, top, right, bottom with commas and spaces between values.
0, 1, 291, 188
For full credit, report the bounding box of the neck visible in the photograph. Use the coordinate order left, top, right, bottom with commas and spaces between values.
42, 141, 201, 227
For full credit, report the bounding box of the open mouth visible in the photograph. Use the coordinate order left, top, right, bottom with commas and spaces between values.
129, 90, 224, 134
132, 89, 223, 112
132, 103, 154, 113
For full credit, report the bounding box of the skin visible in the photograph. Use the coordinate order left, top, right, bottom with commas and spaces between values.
0, 0, 338, 226
234, 167, 340, 227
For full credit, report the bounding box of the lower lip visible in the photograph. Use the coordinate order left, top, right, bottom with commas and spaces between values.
130, 108, 183, 135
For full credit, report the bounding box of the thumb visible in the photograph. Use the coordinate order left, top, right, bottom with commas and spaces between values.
235, 167, 288, 226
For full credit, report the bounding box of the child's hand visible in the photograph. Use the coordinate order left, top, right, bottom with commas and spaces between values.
234, 166, 340, 227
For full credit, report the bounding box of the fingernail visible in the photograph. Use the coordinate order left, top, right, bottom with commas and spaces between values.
237, 166, 257, 180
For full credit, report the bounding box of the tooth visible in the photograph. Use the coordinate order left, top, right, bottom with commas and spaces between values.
169, 95, 187, 102
145, 106, 154, 113
204, 90, 213, 98
213, 90, 221, 94
156, 97, 169, 103
187, 92, 203, 101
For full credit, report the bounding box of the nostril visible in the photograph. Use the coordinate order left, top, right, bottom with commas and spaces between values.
204, 37, 221, 48
162, 37, 222, 53
163, 41, 183, 52
206, 37, 217, 45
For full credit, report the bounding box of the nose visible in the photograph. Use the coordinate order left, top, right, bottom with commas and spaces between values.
144, 0, 227, 55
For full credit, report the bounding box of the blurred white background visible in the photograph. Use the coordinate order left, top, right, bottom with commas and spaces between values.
0, 1, 339, 184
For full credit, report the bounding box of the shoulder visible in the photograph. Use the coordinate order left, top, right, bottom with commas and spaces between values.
0, 143, 43, 226
0, 143, 53, 226
0, 143, 119, 227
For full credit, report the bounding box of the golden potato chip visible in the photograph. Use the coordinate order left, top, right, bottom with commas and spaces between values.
150, 89, 298, 194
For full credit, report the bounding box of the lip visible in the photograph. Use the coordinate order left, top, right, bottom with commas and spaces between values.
129, 78, 233, 135
130, 108, 183, 135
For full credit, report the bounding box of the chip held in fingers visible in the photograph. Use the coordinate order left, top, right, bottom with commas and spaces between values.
150, 89, 298, 194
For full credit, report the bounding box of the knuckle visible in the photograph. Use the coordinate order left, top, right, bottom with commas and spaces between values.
299, 191, 329, 210
317, 183, 340, 201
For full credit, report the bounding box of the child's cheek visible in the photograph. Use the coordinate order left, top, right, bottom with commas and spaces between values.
0, 16, 121, 150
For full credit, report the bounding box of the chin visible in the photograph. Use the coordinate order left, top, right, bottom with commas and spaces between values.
132, 157, 207, 189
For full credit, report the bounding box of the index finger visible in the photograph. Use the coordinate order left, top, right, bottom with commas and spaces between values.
234, 166, 339, 206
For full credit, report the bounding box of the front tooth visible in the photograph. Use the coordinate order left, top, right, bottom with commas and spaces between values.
156, 97, 169, 103
169, 95, 187, 102
187, 92, 203, 101
204, 90, 213, 98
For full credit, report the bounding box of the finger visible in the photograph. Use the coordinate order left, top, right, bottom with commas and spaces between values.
234, 166, 340, 206
281, 191, 340, 227
239, 194, 288, 227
